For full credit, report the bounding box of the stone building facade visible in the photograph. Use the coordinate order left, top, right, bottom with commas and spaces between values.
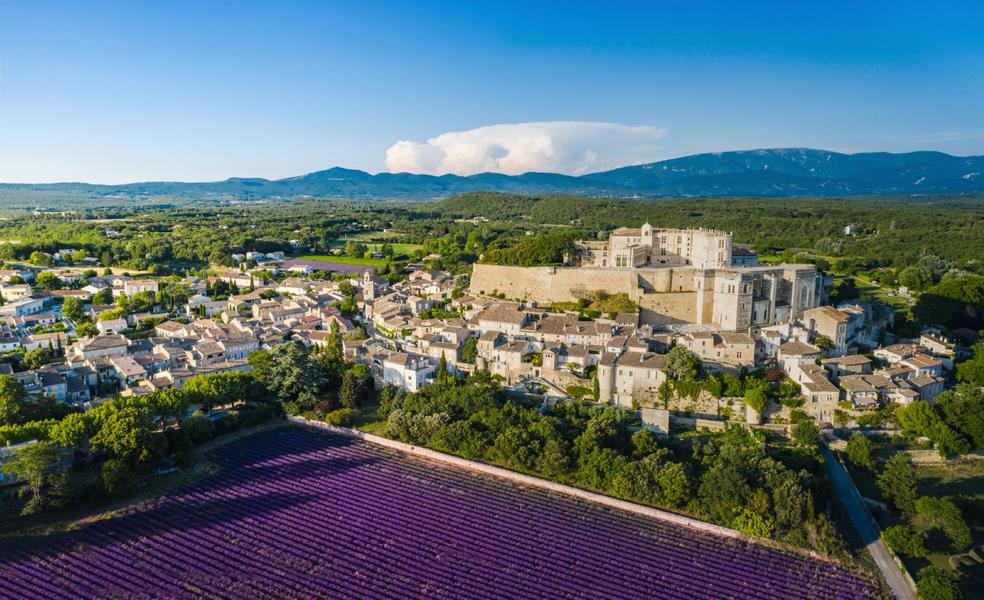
577, 224, 732, 270
471, 225, 819, 332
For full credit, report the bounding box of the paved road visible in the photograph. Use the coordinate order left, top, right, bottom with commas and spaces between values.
821, 444, 916, 600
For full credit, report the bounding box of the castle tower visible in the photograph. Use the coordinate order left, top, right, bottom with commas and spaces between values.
597, 357, 615, 404
363, 271, 377, 301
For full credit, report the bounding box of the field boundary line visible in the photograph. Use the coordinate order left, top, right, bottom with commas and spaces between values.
288, 416, 746, 540
285, 416, 884, 571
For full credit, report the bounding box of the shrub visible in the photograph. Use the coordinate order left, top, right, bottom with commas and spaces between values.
164, 427, 193, 454
565, 385, 592, 402
672, 379, 702, 401
183, 415, 215, 444
733, 508, 774, 538
882, 525, 928, 557
791, 420, 821, 449
915, 567, 962, 600
744, 382, 768, 413
324, 408, 355, 427
101, 459, 132, 495
0, 419, 58, 446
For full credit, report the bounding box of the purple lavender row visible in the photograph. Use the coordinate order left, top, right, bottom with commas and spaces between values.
206, 428, 868, 596
238, 443, 734, 598
0, 426, 878, 599
200, 428, 876, 596
221, 428, 868, 596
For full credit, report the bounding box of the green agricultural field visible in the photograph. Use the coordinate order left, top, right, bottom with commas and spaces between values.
326, 240, 423, 255
915, 460, 984, 499
296, 254, 388, 266
367, 242, 424, 255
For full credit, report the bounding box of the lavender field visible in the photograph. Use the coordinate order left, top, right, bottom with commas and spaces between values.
0, 426, 878, 599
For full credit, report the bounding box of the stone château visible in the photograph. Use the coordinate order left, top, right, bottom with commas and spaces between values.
470, 224, 820, 331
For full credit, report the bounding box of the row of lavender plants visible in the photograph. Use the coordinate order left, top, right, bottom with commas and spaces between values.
0, 427, 878, 599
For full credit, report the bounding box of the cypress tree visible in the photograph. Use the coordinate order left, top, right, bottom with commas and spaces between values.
437, 353, 448, 384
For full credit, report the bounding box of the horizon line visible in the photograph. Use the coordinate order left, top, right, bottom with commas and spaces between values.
0, 146, 974, 187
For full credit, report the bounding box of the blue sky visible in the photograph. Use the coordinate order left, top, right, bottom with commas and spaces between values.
0, 1, 982, 182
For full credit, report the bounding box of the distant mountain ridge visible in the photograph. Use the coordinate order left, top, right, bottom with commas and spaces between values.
3, 148, 983, 200
587, 148, 984, 196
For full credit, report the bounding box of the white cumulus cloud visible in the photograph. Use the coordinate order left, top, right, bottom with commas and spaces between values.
385, 121, 666, 176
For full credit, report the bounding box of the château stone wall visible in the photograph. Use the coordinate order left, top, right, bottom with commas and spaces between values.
636, 291, 697, 326
470, 262, 817, 330
470, 264, 638, 303
471, 264, 703, 326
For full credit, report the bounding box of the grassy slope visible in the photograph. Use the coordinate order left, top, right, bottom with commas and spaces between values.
295, 254, 388, 266
326, 240, 423, 254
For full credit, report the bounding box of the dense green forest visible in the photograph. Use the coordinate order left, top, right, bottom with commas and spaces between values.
3, 194, 981, 271
426, 193, 984, 269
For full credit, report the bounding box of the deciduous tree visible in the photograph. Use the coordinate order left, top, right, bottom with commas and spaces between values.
90, 406, 162, 467
21, 347, 48, 370
339, 365, 372, 409
0, 375, 28, 426
845, 433, 875, 470
0, 441, 64, 514
915, 567, 963, 600
666, 346, 701, 382
461, 337, 478, 364
261, 343, 325, 407
60, 296, 85, 322
877, 453, 918, 513
49, 412, 94, 450
915, 496, 972, 551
